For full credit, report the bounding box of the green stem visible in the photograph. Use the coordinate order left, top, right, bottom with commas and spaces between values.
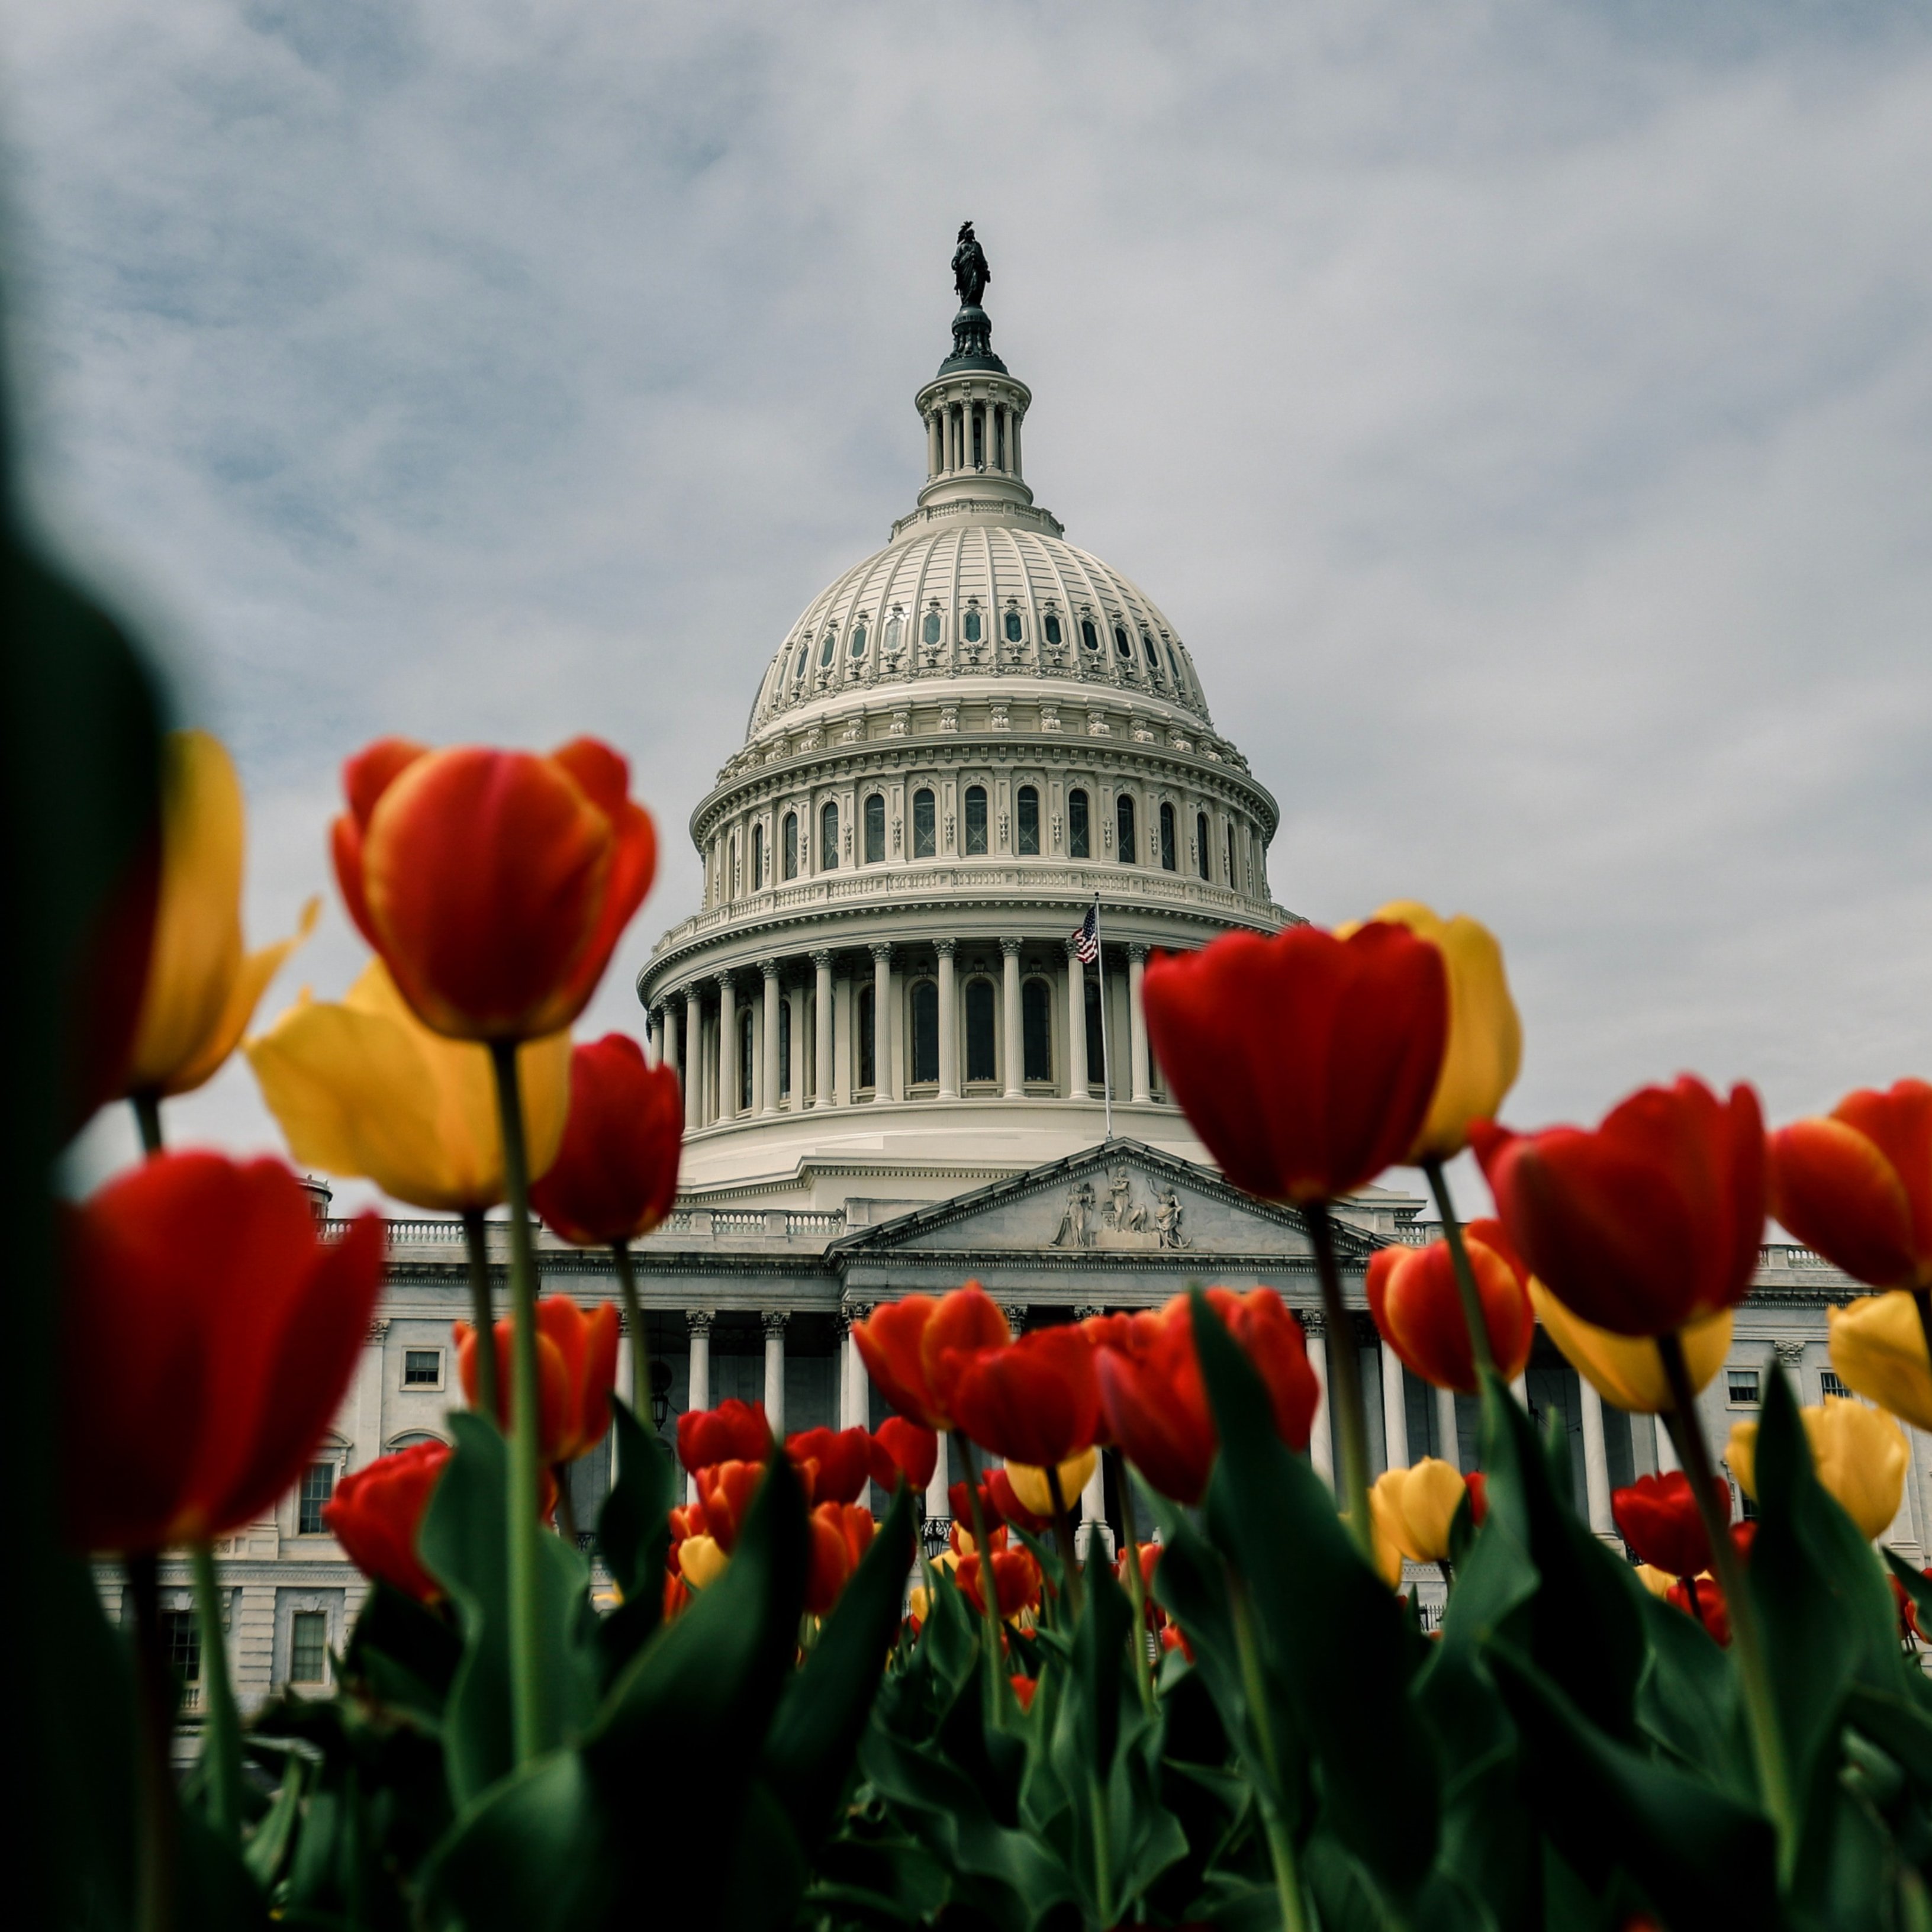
461, 1208, 500, 1421
1306, 1201, 1375, 1563
612, 1242, 652, 1432
1422, 1157, 1496, 1381
132, 1090, 163, 1157
1229, 1577, 1310, 1932
1045, 1463, 1084, 1619
1089, 1779, 1116, 1930
951, 1431, 1012, 1720
1112, 1450, 1156, 1712
189, 1543, 243, 1842
127, 1553, 176, 1932
1658, 1331, 1796, 1881
488, 1040, 549, 1766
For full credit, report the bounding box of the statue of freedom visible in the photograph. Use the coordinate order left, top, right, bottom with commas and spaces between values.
952, 221, 990, 308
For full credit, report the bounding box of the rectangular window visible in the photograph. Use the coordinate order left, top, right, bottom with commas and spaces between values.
1726, 1368, 1760, 1406
965, 979, 997, 1083
404, 1350, 442, 1387
1821, 1370, 1850, 1400
1158, 803, 1177, 871
1022, 979, 1053, 1083
1116, 794, 1137, 866
964, 786, 988, 855
1069, 790, 1090, 859
864, 793, 886, 864
162, 1609, 201, 1690
783, 813, 798, 880
913, 790, 936, 858
298, 1460, 335, 1534
289, 1611, 328, 1684
821, 803, 839, 871
1017, 787, 1039, 855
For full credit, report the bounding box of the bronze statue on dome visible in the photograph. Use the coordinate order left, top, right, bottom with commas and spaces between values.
952, 221, 990, 309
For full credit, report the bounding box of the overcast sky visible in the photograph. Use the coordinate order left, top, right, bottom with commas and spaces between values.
11, 2, 1931, 1215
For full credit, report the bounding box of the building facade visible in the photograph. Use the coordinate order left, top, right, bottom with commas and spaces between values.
145, 263, 1924, 1724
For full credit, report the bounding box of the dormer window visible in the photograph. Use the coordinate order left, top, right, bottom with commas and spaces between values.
792, 644, 808, 683
819, 629, 837, 667
1080, 617, 1099, 652
1113, 623, 1131, 659
884, 613, 903, 654
964, 608, 982, 643
923, 610, 942, 645
1003, 609, 1022, 643
1044, 612, 1063, 647
850, 622, 867, 658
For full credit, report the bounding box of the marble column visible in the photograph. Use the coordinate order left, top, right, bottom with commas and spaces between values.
1435, 1385, 1461, 1473
813, 951, 835, 1107
1001, 939, 1024, 1097
925, 1428, 950, 1525
840, 1302, 872, 1429
352, 1319, 389, 1473
936, 939, 958, 1099
759, 959, 781, 1118
1127, 944, 1151, 1103
661, 1000, 680, 1084
870, 944, 893, 1102
716, 972, 737, 1122
762, 1311, 788, 1438
1579, 1377, 1614, 1535
685, 1310, 713, 1502
1654, 1415, 1680, 1474
683, 988, 703, 1131
1382, 1341, 1409, 1471
1065, 944, 1089, 1099
1303, 1310, 1334, 1485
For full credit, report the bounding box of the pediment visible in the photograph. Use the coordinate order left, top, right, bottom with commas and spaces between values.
831, 1141, 1376, 1264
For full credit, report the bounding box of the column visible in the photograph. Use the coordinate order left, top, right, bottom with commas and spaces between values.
351, 1319, 389, 1473
1127, 944, 1151, 1103
813, 951, 835, 1107
1435, 1385, 1460, 1473
683, 988, 703, 1131
787, 981, 807, 1110
936, 939, 958, 1099
662, 999, 680, 1084
870, 943, 893, 1103
1010, 410, 1021, 476
1654, 1415, 1680, 1474
685, 1310, 713, 1502
925, 1429, 950, 1528
1382, 1342, 1409, 1471
1065, 944, 1089, 1099
762, 1311, 788, 1438
759, 959, 781, 1117
716, 973, 737, 1122
1001, 939, 1024, 1097
1579, 1378, 1614, 1535
840, 1301, 871, 1429
1303, 1310, 1334, 1484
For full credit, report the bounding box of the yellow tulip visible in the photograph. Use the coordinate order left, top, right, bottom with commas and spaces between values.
1829, 1292, 1932, 1433
1351, 901, 1521, 1161
1003, 1450, 1098, 1518
1369, 1458, 1467, 1586
1727, 1398, 1907, 1541
1634, 1563, 1677, 1599
246, 958, 569, 1211
123, 730, 317, 1098
678, 1534, 729, 1590
1530, 1281, 1731, 1414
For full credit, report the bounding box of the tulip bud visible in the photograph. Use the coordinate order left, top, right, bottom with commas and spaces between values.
1368, 1459, 1467, 1585
1002, 1450, 1097, 1519
1828, 1292, 1932, 1433
1727, 1397, 1908, 1541
321, 1441, 450, 1604
677, 1534, 727, 1590
1610, 1471, 1725, 1578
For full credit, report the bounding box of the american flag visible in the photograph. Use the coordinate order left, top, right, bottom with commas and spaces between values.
1071, 903, 1099, 964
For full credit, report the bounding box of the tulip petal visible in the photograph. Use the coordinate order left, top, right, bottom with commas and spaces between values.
1771, 1115, 1921, 1290
163, 894, 320, 1097
1531, 1282, 1731, 1415
1829, 1291, 1932, 1433
1833, 1081, 1932, 1279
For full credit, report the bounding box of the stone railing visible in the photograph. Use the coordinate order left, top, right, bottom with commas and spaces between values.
323, 1210, 846, 1250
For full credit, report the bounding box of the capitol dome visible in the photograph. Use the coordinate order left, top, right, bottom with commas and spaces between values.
638, 262, 1293, 1207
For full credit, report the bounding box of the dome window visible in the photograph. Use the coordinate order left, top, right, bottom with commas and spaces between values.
964, 784, 988, 855
752, 823, 765, 888
1166, 642, 1183, 685
850, 622, 867, 658
793, 645, 808, 684
1117, 793, 1138, 864
923, 611, 942, 646
864, 793, 886, 864
1159, 802, 1177, 872
819, 630, 837, 668
884, 613, 903, 654
1022, 978, 1054, 1081
783, 812, 798, 881
1003, 609, 1022, 643
1068, 788, 1090, 858
913, 788, 936, 859
1080, 618, 1099, 652
857, 984, 875, 1090
821, 801, 839, 871
911, 981, 939, 1086
1196, 811, 1210, 881
1113, 624, 1131, 659
1016, 785, 1040, 855
1044, 613, 1063, 648
964, 609, 983, 644
965, 978, 997, 1083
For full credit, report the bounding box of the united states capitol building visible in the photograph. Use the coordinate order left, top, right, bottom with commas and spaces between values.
162, 237, 1924, 1716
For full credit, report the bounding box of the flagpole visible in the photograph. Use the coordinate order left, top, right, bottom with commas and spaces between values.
1093, 891, 1113, 1142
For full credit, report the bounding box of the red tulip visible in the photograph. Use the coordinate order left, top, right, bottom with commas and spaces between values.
870, 1418, 939, 1493
62, 1152, 385, 1552
323, 1442, 450, 1604
1367, 1218, 1535, 1392
1668, 1573, 1730, 1646
696, 1460, 765, 1553
1611, 1471, 1727, 1578
1464, 1470, 1489, 1528
677, 1399, 772, 1476
1118, 1543, 1166, 1629
1094, 1288, 1319, 1505
666, 1500, 709, 1567
332, 736, 656, 1042
804, 1502, 857, 1615
945, 1326, 1101, 1469
957, 1543, 1042, 1621
530, 1035, 682, 1245
787, 1426, 875, 1505
853, 1285, 1010, 1432
1010, 1675, 1038, 1712
1473, 1077, 1766, 1338
1141, 923, 1449, 1205
1769, 1080, 1932, 1290
456, 1296, 620, 1463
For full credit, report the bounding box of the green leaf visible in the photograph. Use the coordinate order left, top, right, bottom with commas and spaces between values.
1630, 1583, 1747, 1791
592, 1397, 675, 1685
344, 1577, 462, 1727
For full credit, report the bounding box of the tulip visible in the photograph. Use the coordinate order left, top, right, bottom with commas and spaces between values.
852, 1285, 1011, 1432
1343, 902, 1521, 1163
1010, 1675, 1038, 1712
983, 1468, 1053, 1537
695, 1460, 767, 1554
1530, 1283, 1732, 1415
1368, 1459, 1467, 1586
1474, 1077, 1766, 1339
248, 958, 571, 1212
678, 1534, 728, 1590
332, 736, 656, 1043
870, 1418, 939, 1493
529, 1034, 683, 1245
787, 1426, 875, 1505
1728, 1398, 1908, 1541
455, 1296, 619, 1464
1668, 1573, 1730, 1646
1003, 1450, 1099, 1519
677, 1399, 772, 1476
62, 1151, 385, 1551
1141, 922, 1449, 1206
1367, 1219, 1534, 1392
804, 1503, 854, 1615
1463, 1470, 1489, 1528
1611, 1471, 1727, 1578
1769, 1080, 1932, 1290
1829, 1292, 1932, 1433
957, 1544, 1043, 1622
945, 1326, 1101, 1470
323, 1442, 451, 1605
123, 730, 317, 1106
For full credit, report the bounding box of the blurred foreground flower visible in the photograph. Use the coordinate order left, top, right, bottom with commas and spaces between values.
677, 1399, 772, 1476
1769, 1080, 1932, 1292
1529, 1286, 1732, 1415
1367, 1219, 1533, 1391
323, 1442, 450, 1605
529, 1033, 682, 1244
456, 1296, 619, 1464
1368, 1458, 1467, 1584
1611, 1471, 1726, 1579
1728, 1397, 1908, 1540
1829, 1292, 1932, 1432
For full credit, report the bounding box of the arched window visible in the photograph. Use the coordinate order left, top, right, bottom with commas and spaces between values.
783, 812, 798, 881
884, 613, 903, 655
779, 997, 791, 1098
819, 629, 837, 667
864, 793, 886, 864
751, 823, 765, 890
1159, 802, 1177, 872
738, 1007, 754, 1112
850, 622, 867, 658
965, 979, 996, 1082
1080, 617, 1099, 652
1022, 978, 1053, 1082
923, 610, 941, 646
913, 788, 936, 858
821, 801, 839, 871
1196, 811, 1210, 880
1003, 608, 1022, 643
1113, 623, 1131, 659
1016, 785, 1040, 855
793, 644, 808, 684
1044, 611, 1063, 648
1085, 977, 1106, 1091
964, 608, 983, 644
994, 406, 1005, 468
972, 407, 984, 467
911, 981, 939, 1086
729, 834, 739, 897
1069, 788, 1090, 859
1117, 794, 1137, 865
964, 785, 988, 855
857, 984, 875, 1091
1225, 823, 1236, 890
